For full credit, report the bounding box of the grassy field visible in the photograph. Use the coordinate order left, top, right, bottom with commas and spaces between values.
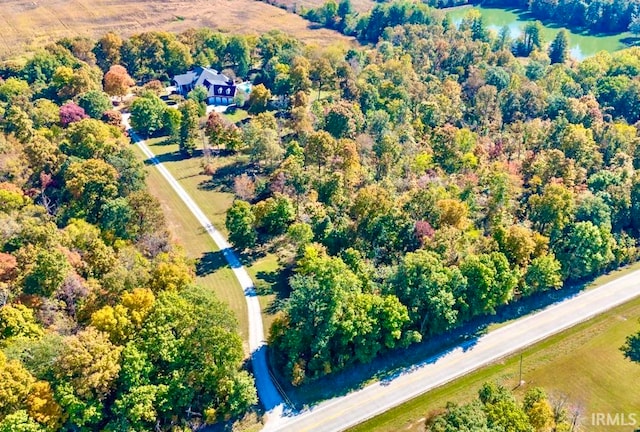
349, 295, 640, 432
132, 139, 252, 349
0, 0, 356, 59
134, 136, 286, 346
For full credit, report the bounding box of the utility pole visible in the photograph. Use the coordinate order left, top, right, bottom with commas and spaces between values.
518, 353, 524, 387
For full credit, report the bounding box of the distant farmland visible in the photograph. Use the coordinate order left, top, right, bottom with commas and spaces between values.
0, 0, 356, 59
269, 0, 375, 13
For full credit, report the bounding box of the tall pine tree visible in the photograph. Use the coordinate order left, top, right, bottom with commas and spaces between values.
549, 29, 569, 64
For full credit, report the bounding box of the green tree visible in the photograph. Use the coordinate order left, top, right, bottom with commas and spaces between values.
549, 30, 569, 64
63, 118, 124, 159
129, 93, 166, 137
136, 288, 256, 423
93, 32, 123, 72
19, 247, 71, 297
305, 130, 335, 172
528, 184, 575, 237
248, 83, 272, 114
523, 254, 563, 295
460, 252, 518, 317
163, 108, 182, 143
323, 100, 364, 139
179, 99, 200, 156
77, 90, 111, 119
226, 36, 251, 77
0, 305, 44, 343
64, 158, 119, 220
0, 410, 45, 432
523, 21, 544, 55
555, 221, 614, 281
225, 200, 257, 251
390, 250, 465, 335
427, 400, 491, 432
243, 119, 283, 166
253, 194, 295, 235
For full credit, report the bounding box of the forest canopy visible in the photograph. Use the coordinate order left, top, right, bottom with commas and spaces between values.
2, 0, 640, 427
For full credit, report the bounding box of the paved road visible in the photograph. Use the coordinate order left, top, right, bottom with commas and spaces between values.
124, 117, 640, 432
123, 117, 286, 420
265, 269, 640, 432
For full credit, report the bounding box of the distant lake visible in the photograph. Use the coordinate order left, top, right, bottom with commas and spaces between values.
446, 6, 631, 60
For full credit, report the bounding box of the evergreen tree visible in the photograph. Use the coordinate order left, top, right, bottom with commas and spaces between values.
549, 30, 569, 64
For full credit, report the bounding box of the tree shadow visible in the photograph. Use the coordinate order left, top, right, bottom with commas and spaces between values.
198, 160, 256, 193
143, 149, 204, 165
621, 36, 640, 46
275, 273, 603, 410
196, 251, 228, 277
257, 267, 292, 315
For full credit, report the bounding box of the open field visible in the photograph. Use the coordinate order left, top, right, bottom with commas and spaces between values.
349, 294, 640, 432
0, 0, 356, 59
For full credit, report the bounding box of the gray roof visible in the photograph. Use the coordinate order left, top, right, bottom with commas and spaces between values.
173, 70, 199, 86
172, 67, 236, 98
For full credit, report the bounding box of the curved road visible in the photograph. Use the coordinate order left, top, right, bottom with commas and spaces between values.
123, 118, 286, 422
126, 117, 640, 432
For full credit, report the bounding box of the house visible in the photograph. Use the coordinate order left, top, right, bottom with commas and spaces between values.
172, 67, 237, 105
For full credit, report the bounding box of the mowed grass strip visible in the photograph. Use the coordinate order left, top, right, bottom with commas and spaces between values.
348, 295, 640, 432
145, 138, 285, 340
145, 138, 234, 237
132, 142, 250, 349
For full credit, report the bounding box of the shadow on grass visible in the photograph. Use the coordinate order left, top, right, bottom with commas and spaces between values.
621, 36, 640, 46
257, 267, 292, 315
273, 275, 600, 411
142, 149, 204, 165
198, 160, 255, 193
196, 250, 228, 277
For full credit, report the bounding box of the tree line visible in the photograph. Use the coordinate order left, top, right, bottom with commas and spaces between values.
425, 383, 580, 432
304, 0, 640, 37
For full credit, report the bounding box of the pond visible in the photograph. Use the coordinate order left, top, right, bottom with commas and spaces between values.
446, 6, 632, 60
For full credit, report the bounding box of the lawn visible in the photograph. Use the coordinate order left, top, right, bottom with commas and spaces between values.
224, 108, 250, 124
0, 0, 357, 60
134, 136, 286, 346
132, 140, 250, 349
349, 295, 640, 432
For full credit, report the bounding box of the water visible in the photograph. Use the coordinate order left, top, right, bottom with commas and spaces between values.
237, 82, 252, 93
446, 6, 631, 60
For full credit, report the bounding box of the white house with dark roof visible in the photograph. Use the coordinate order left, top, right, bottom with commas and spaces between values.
172, 67, 237, 105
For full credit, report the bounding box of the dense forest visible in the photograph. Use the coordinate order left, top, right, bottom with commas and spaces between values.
210, 2, 640, 386
303, 0, 640, 36
2, 0, 640, 428
0, 35, 257, 431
